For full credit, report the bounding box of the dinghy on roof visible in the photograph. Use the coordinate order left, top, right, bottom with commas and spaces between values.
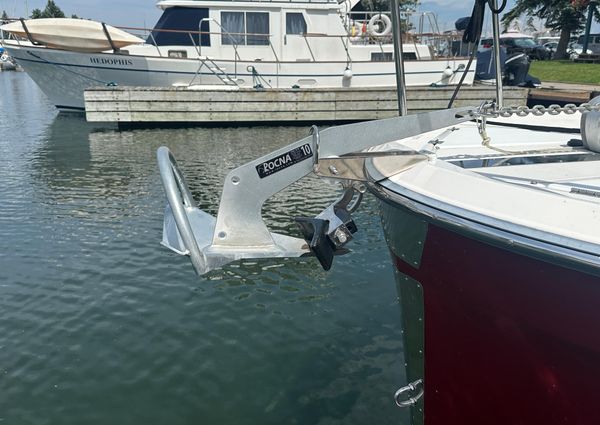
0, 18, 143, 53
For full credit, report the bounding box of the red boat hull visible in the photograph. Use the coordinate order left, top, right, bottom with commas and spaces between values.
381, 199, 600, 425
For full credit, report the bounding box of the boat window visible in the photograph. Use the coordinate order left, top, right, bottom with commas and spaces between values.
449, 151, 600, 169
286, 13, 307, 35
247, 12, 269, 45
168, 50, 187, 58
148, 7, 210, 47
222, 12, 245, 45
370, 52, 416, 61
221, 11, 269, 46
371, 52, 393, 61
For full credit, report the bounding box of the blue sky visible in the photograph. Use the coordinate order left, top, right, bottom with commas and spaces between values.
1, 0, 597, 33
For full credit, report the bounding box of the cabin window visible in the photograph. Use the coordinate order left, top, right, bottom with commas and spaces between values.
247, 12, 269, 45
371, 52, 393, 62
148, 7, 210, 47
286, 13, 306, 35
168, 50, 187, 58
221, 12, 245, 45
371, 52, 416, 61
221, 11, 269, 46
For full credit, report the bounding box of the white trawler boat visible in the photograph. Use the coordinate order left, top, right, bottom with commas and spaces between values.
155, 0, 600, 423
1, 0, 474, 111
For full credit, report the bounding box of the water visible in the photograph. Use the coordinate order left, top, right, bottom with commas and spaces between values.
0, 72, 407, 425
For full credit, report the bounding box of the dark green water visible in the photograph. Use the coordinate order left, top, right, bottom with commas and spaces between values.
0, 72, 407, 425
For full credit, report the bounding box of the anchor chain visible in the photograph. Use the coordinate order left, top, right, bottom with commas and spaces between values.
466, 100, 600, 154
470, 102, 600, 119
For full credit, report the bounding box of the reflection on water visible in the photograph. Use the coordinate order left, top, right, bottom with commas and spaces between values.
0, 72, 407, 425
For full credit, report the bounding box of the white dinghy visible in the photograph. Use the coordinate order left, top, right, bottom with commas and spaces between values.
0, 18, 143, 52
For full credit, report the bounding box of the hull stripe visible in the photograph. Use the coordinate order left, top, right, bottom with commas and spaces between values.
12, 55, 475, 78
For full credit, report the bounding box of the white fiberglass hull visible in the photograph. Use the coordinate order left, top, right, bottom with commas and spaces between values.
4, 43, 475, 111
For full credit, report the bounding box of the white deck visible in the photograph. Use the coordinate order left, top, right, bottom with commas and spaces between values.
376, 113, 600, 251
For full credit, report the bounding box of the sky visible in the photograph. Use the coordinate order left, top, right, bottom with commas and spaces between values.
1, 0, 598, 33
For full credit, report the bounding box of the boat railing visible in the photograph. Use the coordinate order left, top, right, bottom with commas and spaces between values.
198, 18, 241, 76
2, 19, 466, 67
132, 24, 466, 62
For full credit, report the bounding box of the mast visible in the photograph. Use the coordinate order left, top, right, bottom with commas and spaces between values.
491, 0, 503, 108
390, 0, 407, 116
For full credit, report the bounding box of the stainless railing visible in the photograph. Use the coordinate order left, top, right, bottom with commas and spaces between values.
1, 17, 469, 69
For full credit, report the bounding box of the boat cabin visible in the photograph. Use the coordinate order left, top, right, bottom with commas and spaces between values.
147, 0, 432, 62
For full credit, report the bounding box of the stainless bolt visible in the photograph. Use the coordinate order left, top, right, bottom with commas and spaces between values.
334, 228, 347, 244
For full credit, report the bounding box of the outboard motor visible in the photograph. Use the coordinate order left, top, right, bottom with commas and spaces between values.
451, 17, 473, 56
455, 17, 471, 31
504, 52, 530, 86
475, 48, 506, 81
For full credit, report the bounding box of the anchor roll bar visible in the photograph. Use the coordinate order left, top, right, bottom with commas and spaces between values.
157, 108, 472, 275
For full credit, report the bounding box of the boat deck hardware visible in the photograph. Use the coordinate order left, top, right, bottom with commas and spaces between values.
395, 379, 424, 408
101, 22, 119, 53
158, 108, 471, 275
18, 18, 39, 45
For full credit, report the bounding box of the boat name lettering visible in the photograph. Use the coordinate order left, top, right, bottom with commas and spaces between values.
90, 57, 133, 66
256, 144, 313, 178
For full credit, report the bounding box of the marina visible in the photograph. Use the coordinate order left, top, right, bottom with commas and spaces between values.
0, 70, 406, 424
3, 0, 600, 423
1, 0, 474, 111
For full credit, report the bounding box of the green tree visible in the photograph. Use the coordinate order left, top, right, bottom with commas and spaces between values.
502, 0, 599, 59
357, 0, 419, 31
30, 0, 66, 19
360, 0, 418, 11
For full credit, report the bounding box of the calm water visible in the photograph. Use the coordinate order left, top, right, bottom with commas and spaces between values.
0, 72, 407, 425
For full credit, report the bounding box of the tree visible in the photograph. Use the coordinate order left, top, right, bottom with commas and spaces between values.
30, 1, 66, 19
356, 0, 419, 31
360, 0, 418, 11
502, 0, 599, 59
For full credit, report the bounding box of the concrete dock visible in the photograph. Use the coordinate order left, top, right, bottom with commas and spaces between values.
84, 85, 529, 124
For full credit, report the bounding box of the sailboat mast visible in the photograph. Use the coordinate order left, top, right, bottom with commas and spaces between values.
390, 0, 407, 116
491, 0, 503, 108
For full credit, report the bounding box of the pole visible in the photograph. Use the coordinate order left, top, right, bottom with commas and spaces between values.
582, 1, 595, 53
390, 0, 407, 116
491, 0, 503, 108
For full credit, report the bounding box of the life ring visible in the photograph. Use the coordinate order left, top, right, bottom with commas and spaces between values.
367, 14, 392, 37
0, 52, 8, 62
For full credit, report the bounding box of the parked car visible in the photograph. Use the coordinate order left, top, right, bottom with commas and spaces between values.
577, 34, 600, 54
479, 35, 550, 60
500, 36, 550, 60
478, 37, 494, 52
543, 41, 593, 59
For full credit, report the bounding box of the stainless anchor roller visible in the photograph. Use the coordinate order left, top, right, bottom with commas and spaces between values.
157, 108, 471, 275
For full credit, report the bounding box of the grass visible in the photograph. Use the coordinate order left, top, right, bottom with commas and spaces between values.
528, 60, 600, 85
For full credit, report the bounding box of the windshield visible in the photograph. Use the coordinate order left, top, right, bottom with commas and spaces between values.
513, 38, 537, 48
